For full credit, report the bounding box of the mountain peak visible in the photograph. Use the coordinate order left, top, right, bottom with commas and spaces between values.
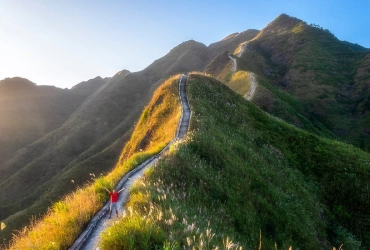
115, 69, 130, 76
70, 76, 107, 95
0, 77, 37, 94
221, 33, 240, 41
273, 13, 302, 24
170, 40, 207, 53
106, 69, 131, 85
0, 77, 37, 86
258, 13, 304, 37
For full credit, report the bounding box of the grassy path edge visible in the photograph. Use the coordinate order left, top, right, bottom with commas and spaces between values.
70, 74, 191, 249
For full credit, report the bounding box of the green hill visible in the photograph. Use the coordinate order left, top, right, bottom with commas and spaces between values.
0, 39, 215, 243
5, 74, 182, 250
2, 12, 370, 249
100, 74, 370, 249
234, 14, 370, 150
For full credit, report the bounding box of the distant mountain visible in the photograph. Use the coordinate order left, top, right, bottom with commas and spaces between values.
105, 69, 131, 85
248, 14, 370, 149
0, 77, 37, 94
209, 13, 370, 150
0, 37, 239, 241
70, 76, 108, 96
207, 29, 259, 59
0, 77, 104, 169
2, 13, 370, 247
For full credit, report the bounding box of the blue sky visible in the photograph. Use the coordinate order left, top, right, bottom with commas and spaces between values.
1, 0, 369, 89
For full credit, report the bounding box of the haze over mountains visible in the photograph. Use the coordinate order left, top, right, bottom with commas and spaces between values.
1, 13, 370, 247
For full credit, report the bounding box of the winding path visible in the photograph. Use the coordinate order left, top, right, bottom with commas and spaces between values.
237, 42, 247, 57
246, 73, 256, 101
228, 54, 237, 72
69, 74, 191, 250
229, 43, 257, 100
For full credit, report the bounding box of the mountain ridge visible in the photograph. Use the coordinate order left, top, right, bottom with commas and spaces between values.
228, 14, 370, 150
98, 73, 370, 249
0, 31, 231, 241
2, 13, 370, 248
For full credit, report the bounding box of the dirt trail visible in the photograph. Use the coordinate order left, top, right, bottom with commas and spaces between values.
69, 74, 191, 250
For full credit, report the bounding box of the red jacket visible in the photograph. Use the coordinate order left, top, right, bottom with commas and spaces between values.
109, 192, 119, 202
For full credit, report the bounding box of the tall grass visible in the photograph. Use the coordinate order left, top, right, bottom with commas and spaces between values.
99, 74, 369, 249
7, 180, 107, 250
225, 71, 252, 98
3, 75, 182, 250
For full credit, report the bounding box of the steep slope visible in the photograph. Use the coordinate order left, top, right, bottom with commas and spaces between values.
0, 77, 105, 169
6, 74, 182, 250
207, 29, 259, 59
205, 14, 370, 150
0, 40, 209, 243
144, 40, 208, 77
100, 74, 370, 249
204, 30, 259, 79
4, 12, 370, 246
236, 14, 370, 150
205, 51, 233, 78
70, 76, 109, 96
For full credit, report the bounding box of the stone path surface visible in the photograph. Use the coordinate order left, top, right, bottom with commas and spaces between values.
246, 73, 256, 100
237, 42, 248, 57
229, 43, 257, 100
69, 74, 191, 250
228, 54, 237, 72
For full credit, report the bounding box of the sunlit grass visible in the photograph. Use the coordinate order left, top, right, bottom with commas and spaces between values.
8, 183, 104, 249
226, 70, 252, 97
119, 74, 181, 158
233, 43, 244, 56
100, 73, 369, 249
7, 72, 370, 249
100, 210, 166, 250
99, 173, 244, 250
5, 75, 182, 250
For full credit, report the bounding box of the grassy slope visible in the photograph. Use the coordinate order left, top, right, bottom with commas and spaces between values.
3, 75, 181, 250
1, 38, 209, 243
239, 14, 370, 150
205, 46, 333, 139
100, 74, 370, 250
234, 34, 336, 140
207, 30, 259, 60
203, 19, 335, 141
0, 75, 140, 241
225, 70, 252, 97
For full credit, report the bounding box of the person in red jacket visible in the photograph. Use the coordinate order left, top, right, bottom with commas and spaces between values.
104, 187, 124, 218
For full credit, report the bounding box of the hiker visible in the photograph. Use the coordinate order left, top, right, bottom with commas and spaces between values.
104, 187, 124, 218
